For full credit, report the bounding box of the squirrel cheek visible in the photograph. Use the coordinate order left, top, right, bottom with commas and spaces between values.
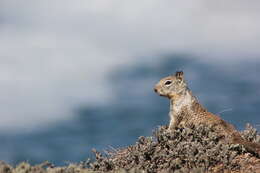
168, 93, 180, 100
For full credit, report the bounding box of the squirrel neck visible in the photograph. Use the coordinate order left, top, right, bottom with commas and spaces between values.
170, 89, 206, 116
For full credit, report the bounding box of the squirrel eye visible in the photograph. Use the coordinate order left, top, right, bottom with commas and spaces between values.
164, 80, 172, 85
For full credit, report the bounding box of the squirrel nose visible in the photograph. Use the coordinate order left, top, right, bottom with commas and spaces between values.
154, 88, 158, 93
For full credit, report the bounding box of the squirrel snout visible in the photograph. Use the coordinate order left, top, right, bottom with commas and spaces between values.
154, 88, 158, 93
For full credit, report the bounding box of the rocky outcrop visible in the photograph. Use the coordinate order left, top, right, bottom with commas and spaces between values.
1, 124, 260, 173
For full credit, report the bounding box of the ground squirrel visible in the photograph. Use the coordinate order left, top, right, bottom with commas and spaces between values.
154, 71, 260, 155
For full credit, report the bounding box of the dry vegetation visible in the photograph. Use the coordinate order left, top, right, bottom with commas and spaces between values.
1, 124, 260, 173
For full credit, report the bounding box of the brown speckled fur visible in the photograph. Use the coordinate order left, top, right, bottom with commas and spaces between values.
154, 71, 260, 156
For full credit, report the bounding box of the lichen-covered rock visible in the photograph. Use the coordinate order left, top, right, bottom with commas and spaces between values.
87, 125, 260, 173
0, 161, 12, 173
241, 123, 260, 143
0, 124, 260, 173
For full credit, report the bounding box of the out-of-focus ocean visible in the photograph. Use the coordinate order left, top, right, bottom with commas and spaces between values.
1, 56, 259, 165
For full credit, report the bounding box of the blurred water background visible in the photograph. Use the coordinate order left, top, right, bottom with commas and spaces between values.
1, 0, 260, 166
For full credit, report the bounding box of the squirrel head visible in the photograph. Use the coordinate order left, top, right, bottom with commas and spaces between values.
154, 71, 188, 99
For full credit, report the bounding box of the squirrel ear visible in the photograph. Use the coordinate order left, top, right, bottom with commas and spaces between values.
175, 71, 184, 80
